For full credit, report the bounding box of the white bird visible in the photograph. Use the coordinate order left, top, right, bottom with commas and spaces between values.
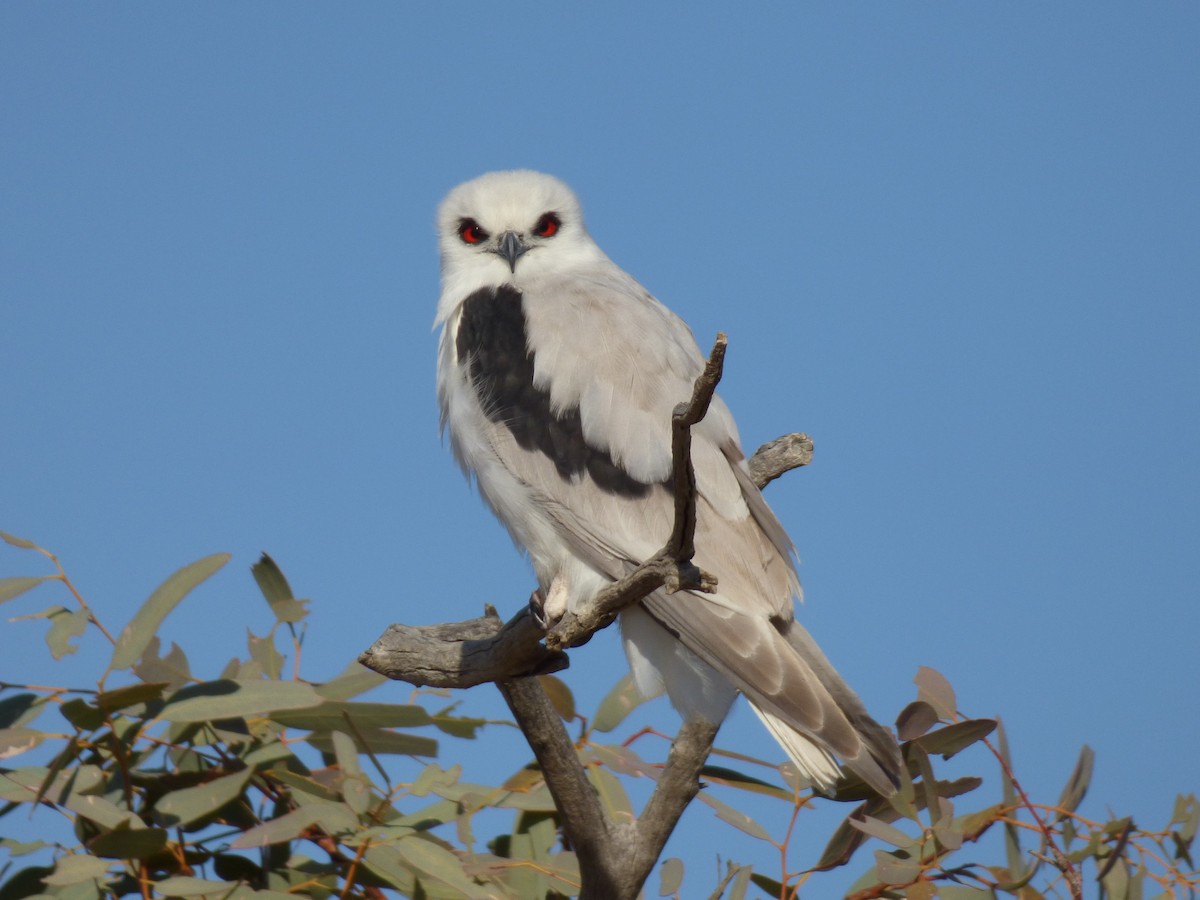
435, 170, 899, 796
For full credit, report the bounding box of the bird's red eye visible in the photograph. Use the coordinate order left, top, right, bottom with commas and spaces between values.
458, 219, 488, 245
534, 213, 560, 238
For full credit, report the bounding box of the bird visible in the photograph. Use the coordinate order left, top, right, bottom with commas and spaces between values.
434, 170, 900, 796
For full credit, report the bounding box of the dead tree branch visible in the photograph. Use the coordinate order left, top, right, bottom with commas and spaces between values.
359, 334, 812, 900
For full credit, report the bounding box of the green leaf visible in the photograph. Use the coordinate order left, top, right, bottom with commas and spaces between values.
0, 576, 49, 604
895, 700, 940, 741
0, 727, 43, 760
332, 731, 371, 815
41, 853, 111, 886
749, 871, 786, 898
592, 672, 648, 733
96, 682, 167, 714
155, 767, 255, 826
912, 718, 996, 759
159, 678, 321, 722
0, 531, 39, 549
109, 553, 231, 671
586, 762, 632, 821
360, 844, 417, 893
430, 708, 487, 739
132, 637, 192, 690
87, 825, 168, 860
873, 848, 921, 886
698, 765, 794, 801
251, 553, 309, 624
0, 693, 40, 729
0, 838, 54, 857
913, 666, 956, 719
269, 700, 432, 731
266, 767, 341, 803
727, 864, 752, 900
314, 663, 387, 701
230, 801, 359, 849
2, 761, 103, 807
247, 629, 285, 680
849, 815, 917, 850
65, 793, 141, 830
1055, 744, 1094, 819
152, 877, 239, 896
60, 697, 105, 731
46, 606, 90, 659
695, 792, 771, 841
305, 729, 437, 758
391, 835, 482, 898
538, 674, 575, 721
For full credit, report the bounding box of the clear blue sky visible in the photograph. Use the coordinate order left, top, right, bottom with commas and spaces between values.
4, 4, 1198, 894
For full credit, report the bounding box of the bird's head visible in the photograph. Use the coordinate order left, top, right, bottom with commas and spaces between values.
436, 170, 606, 304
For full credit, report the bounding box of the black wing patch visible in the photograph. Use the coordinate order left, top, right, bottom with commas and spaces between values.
456, 285, 659, 499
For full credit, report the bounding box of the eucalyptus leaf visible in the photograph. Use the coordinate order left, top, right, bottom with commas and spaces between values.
132, 637, 192, 690
849, 815, 917, 850
895, 700, 940, 741
65, 794, 141, 830
314, 662, 387, 701
592, 672, 648, 733
695, 792, 771, 841
87, 826, 168, 860
360, 844, 417, 893
913, 666, 957, 720
153, 877, 239, 896
912, 718, 996, 760
41, 854, 111, 886
0, 576, 49, 604
0, 693, 40, 729
658, 857, 683, 896
156, 767, 255, 826
392, 834, 483, 897
46, 606, 89, 659
0, 727, 43, 760
305, 729, 437, 757
538, 674, 576, 721
110, 553, 230, 671
0, 531, 39, 549
250, 553, 309, 623
269, 700, 432, 731
247, 629, 285, 680
96, 681, 167, 714
231, 801, 359, 849
1055, 744, 1094, 818
873, 848, 921, 886
159, 678, 321, 722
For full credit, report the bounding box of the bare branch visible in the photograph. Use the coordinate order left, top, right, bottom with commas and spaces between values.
359, 605, 566, 688
748, 432, 814, 489
668, 332, 727, 560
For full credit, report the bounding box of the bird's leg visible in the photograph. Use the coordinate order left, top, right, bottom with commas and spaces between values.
529, 575, 570, 629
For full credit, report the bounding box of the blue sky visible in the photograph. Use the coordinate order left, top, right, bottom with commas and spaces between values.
4, 4, 1198, 893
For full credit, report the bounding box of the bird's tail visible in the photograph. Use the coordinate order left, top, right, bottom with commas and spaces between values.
749, 625, 902, 797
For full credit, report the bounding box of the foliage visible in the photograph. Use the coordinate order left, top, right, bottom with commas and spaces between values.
1, 532, 1196, 899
